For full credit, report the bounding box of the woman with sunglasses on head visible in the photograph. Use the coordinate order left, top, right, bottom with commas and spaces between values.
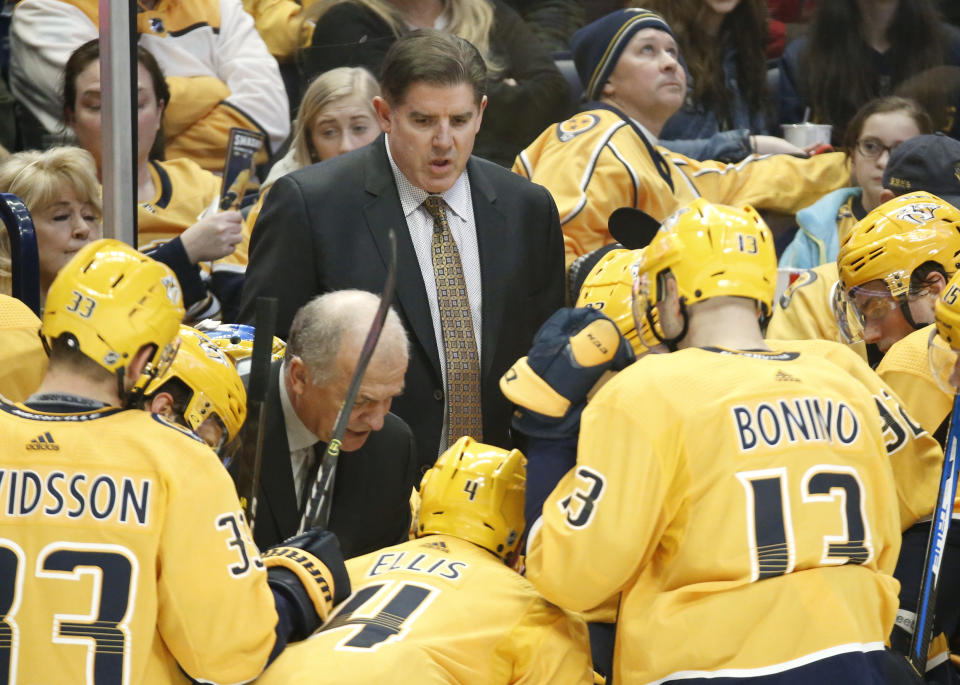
780, 96, 933, 270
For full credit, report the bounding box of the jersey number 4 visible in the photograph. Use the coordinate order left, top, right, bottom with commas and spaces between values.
737, 465, 871, 582
0, 539, 136, 685
317, 580, 437, 652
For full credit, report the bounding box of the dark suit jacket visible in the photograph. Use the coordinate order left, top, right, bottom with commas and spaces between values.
239, 135, 565, 471
238, 361, 418, 557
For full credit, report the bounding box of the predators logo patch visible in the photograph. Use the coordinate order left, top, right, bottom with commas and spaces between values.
779, 268, 818, 309
556, 114, 600, 142
894, 202, 940, 226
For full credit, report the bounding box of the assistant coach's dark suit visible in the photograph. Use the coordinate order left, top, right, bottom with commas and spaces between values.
239, 136, 565, 472
238, 361, 418, 557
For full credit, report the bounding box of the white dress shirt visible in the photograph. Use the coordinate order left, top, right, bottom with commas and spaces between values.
384, 135, 483, 452
278, 362, 319, 505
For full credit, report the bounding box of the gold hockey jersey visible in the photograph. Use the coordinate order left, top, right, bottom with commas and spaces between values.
11, 0, 286, 171
766, 262, 869, 363
879, 324, 954, 439
0, 399, 278, 684
769, 338, 943, 529
526, 346, 904, 684
258, 534, 593, 684
139, 158, 251, 270
0, 295, 46, 401
513, 107, 849, 265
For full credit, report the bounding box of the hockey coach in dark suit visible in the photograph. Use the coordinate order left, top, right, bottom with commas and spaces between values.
240, 290, 418, 556
239, 29, 565, 472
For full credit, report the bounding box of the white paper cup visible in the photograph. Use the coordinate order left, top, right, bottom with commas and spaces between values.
781, 123, 832, 148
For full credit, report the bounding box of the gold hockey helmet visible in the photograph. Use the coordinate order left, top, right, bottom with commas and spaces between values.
930, 270, 960, 393
145, 325, 247, 446
577, 247, 660, 355
42, 239, 184, 398
936, 270, 960, 349
632, 198, 777, 321
834, 192, 960, 343
417, 436, 526, 561
837, 191, 960, 297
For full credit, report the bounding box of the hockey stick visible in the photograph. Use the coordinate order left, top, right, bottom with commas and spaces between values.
907, 391, 960, 674
299, 228, 398, 533
234, 296, 278, 534
0, 193, 40, 316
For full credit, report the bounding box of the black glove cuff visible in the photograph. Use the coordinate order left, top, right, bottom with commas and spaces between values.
267, 567, 319, 642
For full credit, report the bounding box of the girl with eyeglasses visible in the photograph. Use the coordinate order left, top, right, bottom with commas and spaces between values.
780, 96, 933, 269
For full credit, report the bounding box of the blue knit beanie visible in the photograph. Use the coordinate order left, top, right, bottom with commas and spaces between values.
571, 8, 675, 102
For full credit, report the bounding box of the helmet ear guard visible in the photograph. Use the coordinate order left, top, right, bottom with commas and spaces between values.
41, 239, 185, 406
417, 436, 526, 561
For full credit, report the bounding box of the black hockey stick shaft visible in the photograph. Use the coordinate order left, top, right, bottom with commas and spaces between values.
0, 193, 40, 315
907, 392, 960, 674
300, 229, 398, 533
235, 297, 278, 533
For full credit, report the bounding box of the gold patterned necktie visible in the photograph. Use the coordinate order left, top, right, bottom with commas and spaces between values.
422, 195, 483, 444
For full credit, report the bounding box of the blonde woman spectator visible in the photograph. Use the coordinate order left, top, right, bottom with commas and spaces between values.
245, 66, 381, 234
0, 146, 99, 302
270, 67, 379, 188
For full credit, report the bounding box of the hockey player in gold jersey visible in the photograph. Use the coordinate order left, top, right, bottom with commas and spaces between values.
875, 270, 960, 680
523, 199, 924, 683
141, 324, 247, 456
0, 239, 350, 683
513, 9, 849, 266
850, 192, 960, 437
838, 193, 960, 668
768, 137, 960, 374
257, 436, 594, 684
835, 192, 960, 356
770, 190, 960, 379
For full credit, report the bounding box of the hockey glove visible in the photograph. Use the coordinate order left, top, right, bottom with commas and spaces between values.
500, 307, 634, 439
263, 528, 350, 641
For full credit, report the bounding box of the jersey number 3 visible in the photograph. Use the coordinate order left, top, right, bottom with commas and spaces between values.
0, 539, 136, 685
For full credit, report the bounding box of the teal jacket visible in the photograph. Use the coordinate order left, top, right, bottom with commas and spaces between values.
779, 187, 862, 269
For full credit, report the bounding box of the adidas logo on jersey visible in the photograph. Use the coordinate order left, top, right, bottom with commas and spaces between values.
421, 540, 450, 553
26, 432, 59, 451
775, 370, 801, 382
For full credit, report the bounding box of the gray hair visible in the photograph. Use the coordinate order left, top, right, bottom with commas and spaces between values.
284, 289, 408, 384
